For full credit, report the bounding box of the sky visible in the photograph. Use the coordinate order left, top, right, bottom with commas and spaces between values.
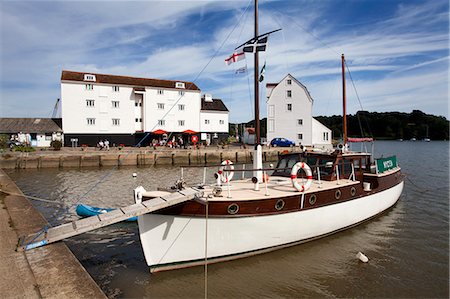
0, 0, 448, 123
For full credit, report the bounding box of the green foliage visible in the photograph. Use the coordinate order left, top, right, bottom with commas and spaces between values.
0, 134, 8, 149
50, 140, 62, 150
13, 145, 35, 152
315, 110, 449, 140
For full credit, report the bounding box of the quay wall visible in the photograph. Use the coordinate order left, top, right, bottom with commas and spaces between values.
0, 168, 106, 298
0, 147, 299, 169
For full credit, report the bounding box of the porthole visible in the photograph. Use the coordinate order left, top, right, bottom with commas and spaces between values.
350, 187, 357, 197
227, 203, 239, 215
335, 189, 342, 200
275, 199, 285, 211
309, 194, 317, 205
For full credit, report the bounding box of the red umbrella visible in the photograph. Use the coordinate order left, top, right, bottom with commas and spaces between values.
152, 129, 167, 135
183, 129, 198, 134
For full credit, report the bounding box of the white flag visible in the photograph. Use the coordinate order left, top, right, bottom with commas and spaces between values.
225, 50, 245, 65
235, 66, 247, 74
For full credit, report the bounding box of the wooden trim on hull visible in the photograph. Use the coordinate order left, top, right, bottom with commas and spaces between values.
149, 188, 402, 273
144, 168, 403, 218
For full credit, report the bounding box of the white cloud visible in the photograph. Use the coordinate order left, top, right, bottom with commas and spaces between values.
0, 0, 448, 122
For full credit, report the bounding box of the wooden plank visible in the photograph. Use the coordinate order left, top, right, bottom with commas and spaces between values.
98, 209, 125, 222
47, 222, 76, 241
142, 198, 166, 208
19, 189, 203, 251
121, 203, 147, 215
74, 215, 101, 230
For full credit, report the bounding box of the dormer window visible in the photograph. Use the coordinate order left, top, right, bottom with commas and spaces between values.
84, 74, 96, 82
175, 82, 185, 89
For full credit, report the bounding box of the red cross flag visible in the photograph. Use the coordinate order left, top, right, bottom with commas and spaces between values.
225, 50, 245, 65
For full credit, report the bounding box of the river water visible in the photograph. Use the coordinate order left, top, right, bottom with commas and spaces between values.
5, 141, 449, 298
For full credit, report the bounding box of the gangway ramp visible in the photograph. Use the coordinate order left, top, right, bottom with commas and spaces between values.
18, 188, 203, 251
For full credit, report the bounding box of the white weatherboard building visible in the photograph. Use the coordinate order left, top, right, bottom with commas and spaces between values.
61, 71, 229, 146
266, 74, 332, 148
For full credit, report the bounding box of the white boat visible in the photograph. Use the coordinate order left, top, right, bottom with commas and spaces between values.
133, 0, 404, 272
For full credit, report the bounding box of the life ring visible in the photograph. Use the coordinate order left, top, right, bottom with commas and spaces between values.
291, 162, 313, 192
218, 160, 234, 183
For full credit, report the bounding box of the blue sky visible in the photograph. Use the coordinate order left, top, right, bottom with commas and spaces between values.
1, 0, 448, 122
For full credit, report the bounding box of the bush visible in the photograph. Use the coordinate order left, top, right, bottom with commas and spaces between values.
50, 140, 62, 151
13, 145, 35, 152
0, 134, 8, 149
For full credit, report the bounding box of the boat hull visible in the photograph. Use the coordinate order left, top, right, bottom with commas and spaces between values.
138, 180, 404, 272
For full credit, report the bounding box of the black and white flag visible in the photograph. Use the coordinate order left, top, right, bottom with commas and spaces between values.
242, 36, 268, 53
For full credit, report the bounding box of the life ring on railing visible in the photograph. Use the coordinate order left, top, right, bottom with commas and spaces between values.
218, 160, 234, 183
291, 162, 313, 192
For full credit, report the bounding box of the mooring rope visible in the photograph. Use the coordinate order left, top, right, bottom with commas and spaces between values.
0, 188, 63, 204
204, 198, 209, 299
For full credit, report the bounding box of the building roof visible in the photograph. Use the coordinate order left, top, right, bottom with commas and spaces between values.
61, 70, 200, 91
266, 73, 314, 104
201, 98, 229, 112
0, 118, 63, 133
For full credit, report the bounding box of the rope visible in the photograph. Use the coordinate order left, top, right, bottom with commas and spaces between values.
404, 175, 448, 194
344, 61, 373, 139
204, 198, 209, 299
268, 5, 341, 57
0, 188, 63, 204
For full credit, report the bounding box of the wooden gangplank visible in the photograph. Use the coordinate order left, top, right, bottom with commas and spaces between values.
18, 188, 202, 251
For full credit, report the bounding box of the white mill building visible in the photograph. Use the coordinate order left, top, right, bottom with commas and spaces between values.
60, 71, 229, 146
266, 74, 332, 149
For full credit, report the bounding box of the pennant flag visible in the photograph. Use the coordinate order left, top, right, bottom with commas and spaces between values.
225, 50, 245, 65
259, 62, 266, 82
242, 36, 268, 53
235, 66, 247, 74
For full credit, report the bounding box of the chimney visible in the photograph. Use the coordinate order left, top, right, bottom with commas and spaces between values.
204, 94, 213, 102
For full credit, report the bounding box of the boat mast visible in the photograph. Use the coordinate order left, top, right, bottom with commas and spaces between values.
341, 53, 347, 145
254, 0, 260, 145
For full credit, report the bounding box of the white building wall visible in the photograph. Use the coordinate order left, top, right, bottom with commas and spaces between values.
143, 88, 201, 132
266, 74, 313, 146
312, 118, 333, 149
199, 111, 229, 133
61, 81, 202, 134
61, 82, 135, 134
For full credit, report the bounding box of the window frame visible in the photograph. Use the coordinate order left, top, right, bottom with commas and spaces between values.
86, 99, 95, 107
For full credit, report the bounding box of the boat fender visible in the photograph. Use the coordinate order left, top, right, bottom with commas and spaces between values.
290, 162, 313, 192
218, 160, 234, 183
356, 251, 369, 263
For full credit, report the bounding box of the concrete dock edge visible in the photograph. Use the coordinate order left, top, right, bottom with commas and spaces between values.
0, 169, 106, 299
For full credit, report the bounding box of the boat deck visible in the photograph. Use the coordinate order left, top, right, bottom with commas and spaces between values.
202, 176, 360, 201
